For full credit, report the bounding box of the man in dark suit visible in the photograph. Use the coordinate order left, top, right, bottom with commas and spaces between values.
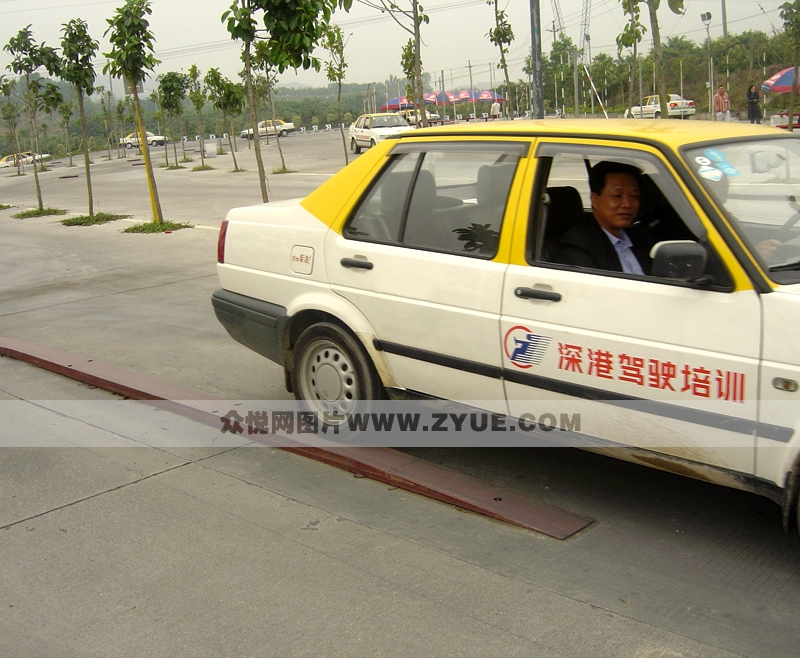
554, 161, 653, 274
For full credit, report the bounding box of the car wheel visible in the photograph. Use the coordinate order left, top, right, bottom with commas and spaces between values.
279, 130, 288, 138
126, 142, 133, 149
291, 322, 382, 418
370, 139, 376, 149
351, 138, 361, 154
654, 111, 661, 119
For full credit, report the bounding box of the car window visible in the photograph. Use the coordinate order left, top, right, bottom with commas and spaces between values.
345, 144, 522, 258
684, 137, 800, 284
531, 143, 732, 289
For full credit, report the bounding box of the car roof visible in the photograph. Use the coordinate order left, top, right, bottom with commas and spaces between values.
362, 113, 401, 118
394, 118, 782, 150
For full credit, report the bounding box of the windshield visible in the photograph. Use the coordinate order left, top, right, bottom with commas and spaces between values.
684, 137, 800, 284
372, 115, 407, 128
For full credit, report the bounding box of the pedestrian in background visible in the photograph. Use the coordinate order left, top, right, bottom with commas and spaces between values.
747, 85, 762, 124
714, 85, 731, 121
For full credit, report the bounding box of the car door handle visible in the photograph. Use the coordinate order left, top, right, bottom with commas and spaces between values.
341, 258, 373, 270
514, 287, 562, 302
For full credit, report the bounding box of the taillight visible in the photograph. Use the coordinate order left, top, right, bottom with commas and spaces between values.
669, 103, 677, 108
217, 220, 228, 263
689, 101, 695, 107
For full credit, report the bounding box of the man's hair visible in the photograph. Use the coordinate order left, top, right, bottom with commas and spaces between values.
589, 161, 642, 195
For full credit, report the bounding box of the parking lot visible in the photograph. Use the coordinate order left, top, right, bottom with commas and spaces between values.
1, 129, 799, 658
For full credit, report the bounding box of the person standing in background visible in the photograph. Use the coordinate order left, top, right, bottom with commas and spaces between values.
747, 85, 762, 124
714, 85, 731, 121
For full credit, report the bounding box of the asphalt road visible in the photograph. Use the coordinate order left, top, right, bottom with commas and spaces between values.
1, 131, 799, 658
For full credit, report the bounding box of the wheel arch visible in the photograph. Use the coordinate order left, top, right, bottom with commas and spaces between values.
282, 297, 399, 393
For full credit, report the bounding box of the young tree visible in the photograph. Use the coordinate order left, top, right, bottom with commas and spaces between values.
103, 0, 164, 223
158, 71, 190, 164
400, 39, 421, 120
58, 99, 75, 166
98, 87, 114, 160
187, 64, 207, 167
641, 0, 685, 120
0, 77, 23, 174
362, 1, 428, 126
781, 0, 800, 132
251, 41, 288, 172
4, 25, 62, 210
205, 68, 244, 171
616, 0, 647, 116
487, 0, 514, 115
61, 18, 99, 215
322, 25, 349, 165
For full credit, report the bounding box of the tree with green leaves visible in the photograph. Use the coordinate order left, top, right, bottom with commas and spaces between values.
222, 1, 268, 199
0, 76, 23, 174
58, 99, 74, 166
638, 0, 685, 119
61, 18, 99, 214
158, 71, 190, 164
322, 24, 349, 165
103, 0, 164, 223
400, 39, 421, 120
617, 0, 647, 116
251, 41, 290, 172
363, 1, 428, 126
205, 68, 245, 171
187, 64, 207, 168
4, 25, 62, 209
487, 0, 514, 115
98, 87, 114, 160
781, 0, 800, 132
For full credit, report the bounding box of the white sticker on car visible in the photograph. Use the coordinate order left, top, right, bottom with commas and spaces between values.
695, 156, 712, 166
698, 165, 724, 181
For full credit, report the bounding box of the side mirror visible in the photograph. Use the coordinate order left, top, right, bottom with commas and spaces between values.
650, 240, 708, 280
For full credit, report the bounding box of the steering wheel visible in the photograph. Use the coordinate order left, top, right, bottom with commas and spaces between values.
775, 210, 800, 244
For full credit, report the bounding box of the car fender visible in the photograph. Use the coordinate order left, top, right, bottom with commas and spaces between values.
284, 289, 400, 389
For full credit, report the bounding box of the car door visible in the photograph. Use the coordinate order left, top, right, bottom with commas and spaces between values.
357, 117, 370, 147
325, 139, 529, 408
501, 141, 760, 476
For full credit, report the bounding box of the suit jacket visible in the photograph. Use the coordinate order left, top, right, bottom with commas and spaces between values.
552, 215, 653, 274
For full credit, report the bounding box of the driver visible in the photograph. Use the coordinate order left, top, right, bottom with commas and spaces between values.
553, 161, 653, 274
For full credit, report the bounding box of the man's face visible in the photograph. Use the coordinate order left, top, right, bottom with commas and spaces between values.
718, 86, 725, 94
591, 172, 640, 236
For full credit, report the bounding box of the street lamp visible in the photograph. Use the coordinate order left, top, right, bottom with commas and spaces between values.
701, 12, 713, 119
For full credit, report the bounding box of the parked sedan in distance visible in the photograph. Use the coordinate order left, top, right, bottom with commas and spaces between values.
119, 131, 168, 148
625, 94, 696, 119
240, 119, 295, 140
348, 113, 412, 153
1, 152, 50, 167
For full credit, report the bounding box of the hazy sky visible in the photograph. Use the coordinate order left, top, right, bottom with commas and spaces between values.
0, 0, 785, 96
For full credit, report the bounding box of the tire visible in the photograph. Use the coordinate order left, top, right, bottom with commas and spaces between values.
279, 130, 288, 138
291, 322, 382, 418
654, 111, 661, 119
351, 138, 361, 154
126, 142, 133, 149
370, 139, 376, 149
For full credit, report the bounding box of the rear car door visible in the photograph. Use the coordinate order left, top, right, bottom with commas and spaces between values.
501, 140, 760, 476
325, 139, 528, 407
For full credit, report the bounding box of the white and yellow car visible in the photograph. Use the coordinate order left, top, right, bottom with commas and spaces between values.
213, 119, 800, 535
348, 112, 413, 154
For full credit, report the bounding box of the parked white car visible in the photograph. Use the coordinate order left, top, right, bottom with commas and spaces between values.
625, 94, 696, 119
240, 119, 295, 140
348, 113, 412, 153
119, 131, 169, 148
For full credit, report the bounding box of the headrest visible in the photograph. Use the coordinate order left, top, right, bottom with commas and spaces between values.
477, 163, 517, 206
545, 186, 585, 238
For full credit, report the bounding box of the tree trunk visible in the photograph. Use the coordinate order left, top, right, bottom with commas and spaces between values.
338, 78, 348, 165
227, 114, 239, 171
412, 1, 427, 128
132, 84, 163, 223
65, 122, 73, 167
26, 88, 44, 210
77, 89, 93, 216
790, 50, 798, 134
494, 0, 513, 116
172, 115, 179, 164
646, 1, 668, 120
244, 41, 268, 202
195, 107, 205, 167
269, 87, 287, 172
103, 117, 112, 160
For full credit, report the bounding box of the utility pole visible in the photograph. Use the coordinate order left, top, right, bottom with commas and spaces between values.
721, 0, 728, 38
529, 0, 544, 118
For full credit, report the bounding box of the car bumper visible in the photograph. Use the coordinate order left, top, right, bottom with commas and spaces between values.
211, 289, 289, 366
